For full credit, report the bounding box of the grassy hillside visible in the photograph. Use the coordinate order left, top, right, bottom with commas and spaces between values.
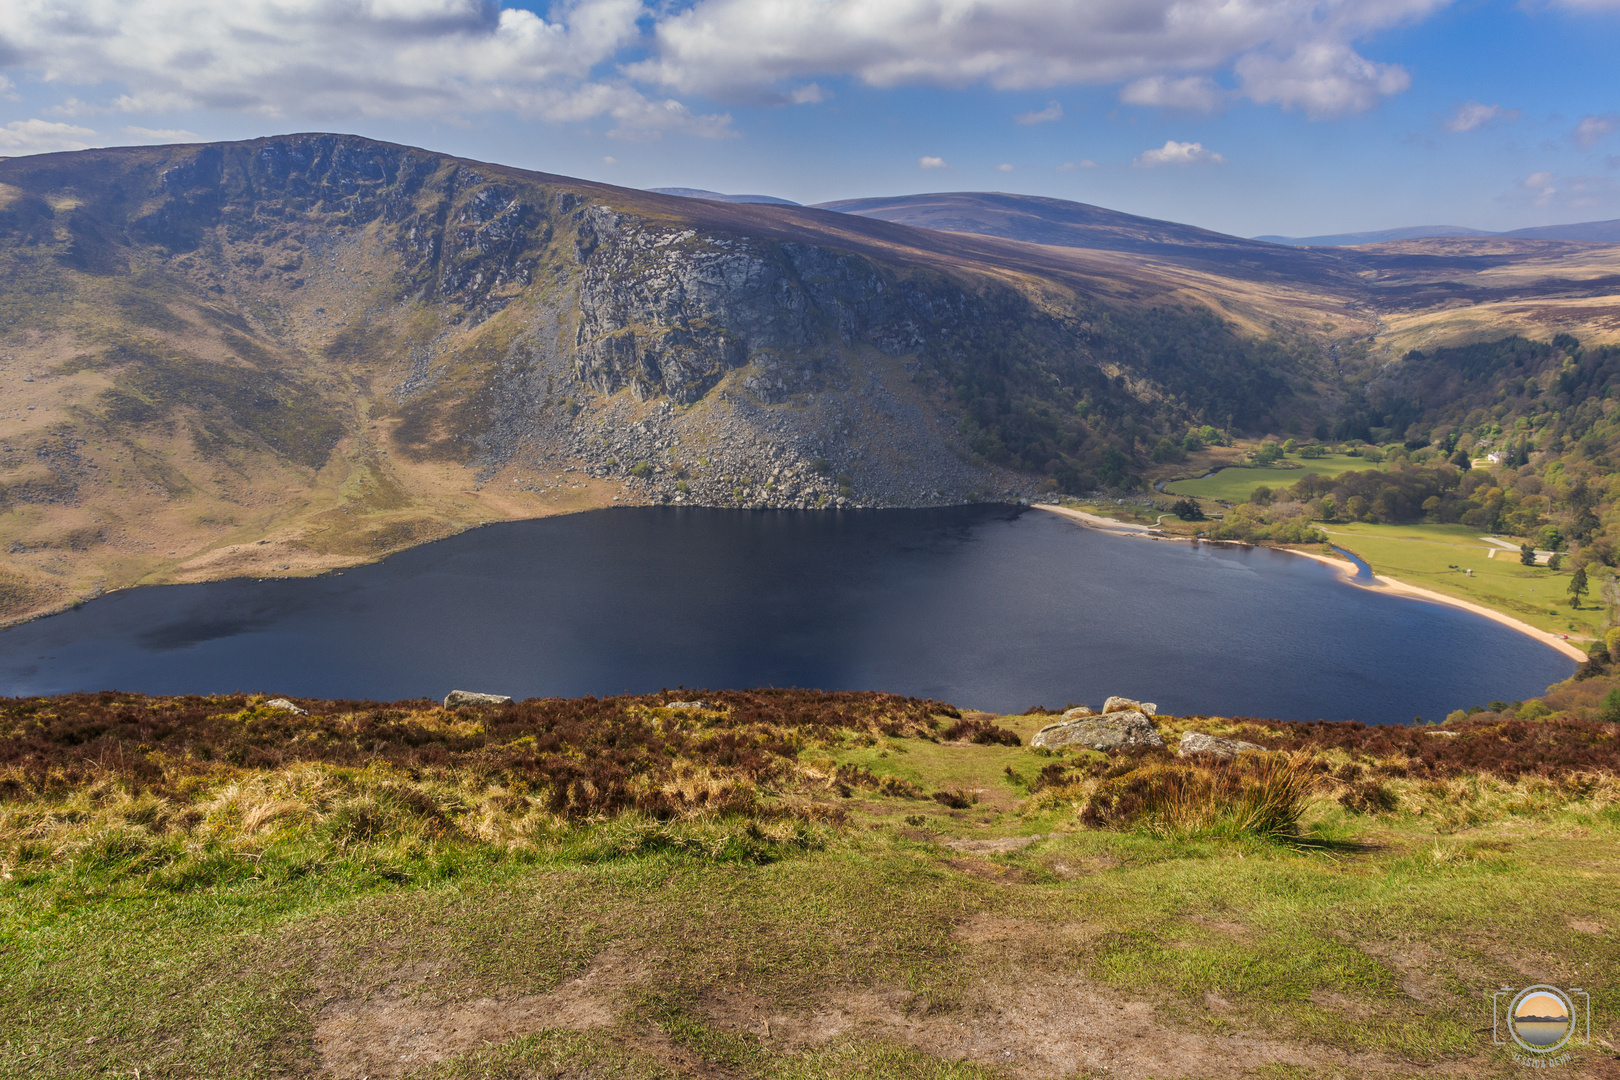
5, 687, 1620, 1078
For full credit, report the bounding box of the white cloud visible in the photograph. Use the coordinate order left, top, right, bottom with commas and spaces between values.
995, 162, 1013, 171
1120, 76, 1224, 112
0, 119, 98, 156
1444, 101, 1517, 132
788, 83, 827, 104
0, 76, 17, 101
603, 155, 618, 165
1057, 160, 1097, 171
1235, 42, 1410, 119
1574, 114, 1619, 147
122, 126, 202, 143
1515, 169, 1618, 211
1015, 101, 1063, 125
0, 0, 731, 137
919, 155, 947, 169
1134, 140, 1226, 167
1522, 171, 1558, 206
636, 0, 1442, 117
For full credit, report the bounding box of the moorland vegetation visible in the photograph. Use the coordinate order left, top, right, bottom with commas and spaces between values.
5, 683, 1620, 1077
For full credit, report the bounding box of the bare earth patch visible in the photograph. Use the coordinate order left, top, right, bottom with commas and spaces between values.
701, 973, 1480, 1080
313, 947, 644, 1079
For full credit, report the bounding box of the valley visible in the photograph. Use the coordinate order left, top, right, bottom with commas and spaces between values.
2, 134, 1620, 640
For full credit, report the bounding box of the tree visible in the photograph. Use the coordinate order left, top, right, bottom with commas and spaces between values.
1282, 438, 1299, 453
1520, 543, 1537, 566
1172, 498, 1206, 521
1569, 564, 1590, 608
1548, 552, 1564, 571
1599, 687, 1620, 725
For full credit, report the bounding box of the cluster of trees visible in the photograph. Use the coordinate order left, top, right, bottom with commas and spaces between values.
948, 295, 1305, 494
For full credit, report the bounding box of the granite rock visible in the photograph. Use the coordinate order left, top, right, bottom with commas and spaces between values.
1177, 732, 1264, 759
1031, 710, 1165, 751
443, 690, 513, 709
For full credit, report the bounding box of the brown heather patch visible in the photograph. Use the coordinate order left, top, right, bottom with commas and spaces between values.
0, 688, 950, 820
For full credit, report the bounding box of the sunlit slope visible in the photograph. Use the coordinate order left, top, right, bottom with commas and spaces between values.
822, 192, 1620, 355
0, 135, 1350, 623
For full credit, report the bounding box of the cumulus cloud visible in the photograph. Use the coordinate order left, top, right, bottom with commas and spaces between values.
1015, 101, 1063, 125
1444, 101, 1518, 132
1235, 42, 1410, 119
919, 155, 947, 169
995, 162, 1013, 171
0, 0, 731, 137
0, 119, 99, 156
1134, 140, 1226, 167
1523, 171, 1558, 205
1120, 76, 1224, 112
635, 0, 1439, 117
1575, 114, 1619, 147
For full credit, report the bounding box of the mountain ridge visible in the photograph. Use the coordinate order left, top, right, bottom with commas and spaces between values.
3, 135, 1619, 627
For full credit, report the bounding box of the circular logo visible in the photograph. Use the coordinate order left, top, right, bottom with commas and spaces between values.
1508, 985, 1576, 1053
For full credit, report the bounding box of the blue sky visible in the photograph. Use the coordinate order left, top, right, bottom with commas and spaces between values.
0, 0, 1616, 238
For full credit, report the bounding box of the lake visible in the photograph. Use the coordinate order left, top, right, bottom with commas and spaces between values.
0, 506, 1573, 721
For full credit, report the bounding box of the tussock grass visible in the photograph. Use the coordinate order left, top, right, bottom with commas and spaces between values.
1029, 751, 1318, 842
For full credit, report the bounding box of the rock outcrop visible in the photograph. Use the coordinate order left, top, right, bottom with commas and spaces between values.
1031, 708, 1165, 751
1102, 696, 1158, 716
443, 690, 513, 708
664, 700, 715, 711
1177, 732, 1264, 758
264, 698, 307, 715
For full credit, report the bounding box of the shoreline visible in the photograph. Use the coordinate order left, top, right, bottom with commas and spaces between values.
1033, 503, 1589, 664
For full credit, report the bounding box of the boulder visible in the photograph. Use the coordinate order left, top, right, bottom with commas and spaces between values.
443, 690, 513, 709
1031, 710, 1165, 751
1059, 705, 1095, 720
1103, 696, 1158, 716
664, 700, 716, 711
264, 698, 307, 716
1177, 732, 1263, 759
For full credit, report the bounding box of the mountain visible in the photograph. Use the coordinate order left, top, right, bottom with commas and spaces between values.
815, 191, 1357, 287
2, 136, 1617, 626
1502, 219, 1620, 243
1257, 219, 1620, 246
0, 134, 1367, 624
648, 187, 800, 206
1255, 226, 1496, 246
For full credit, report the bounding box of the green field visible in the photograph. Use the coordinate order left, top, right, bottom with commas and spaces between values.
1325, 521, 1607, 638
1164, 453, 1385, 503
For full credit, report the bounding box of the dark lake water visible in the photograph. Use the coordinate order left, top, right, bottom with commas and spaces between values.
0, 506, 1573, 722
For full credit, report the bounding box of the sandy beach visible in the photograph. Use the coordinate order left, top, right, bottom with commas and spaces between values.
1033, 504, 1589, 664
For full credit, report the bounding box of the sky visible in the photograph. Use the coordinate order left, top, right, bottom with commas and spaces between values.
0, 0, 1617, 238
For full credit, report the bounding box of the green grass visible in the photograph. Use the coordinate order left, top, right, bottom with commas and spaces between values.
1165, 453, 1386, 503
8, 696, 1620, 1078
7, 806, 1619, 1078
1325, 520, 1608, 638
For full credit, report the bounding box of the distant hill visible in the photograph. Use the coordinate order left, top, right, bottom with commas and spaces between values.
1258, 219, 1620, 246
1502, 219, 1620, 243
814, 190, 1354, 287
647, 187, 800, 206
1256, 226, 1496, 247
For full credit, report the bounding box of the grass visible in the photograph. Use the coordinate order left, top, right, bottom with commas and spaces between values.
1324, 520, 1609, 637
5, 691, 1620, 1078
1164, 452, 1387, 504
